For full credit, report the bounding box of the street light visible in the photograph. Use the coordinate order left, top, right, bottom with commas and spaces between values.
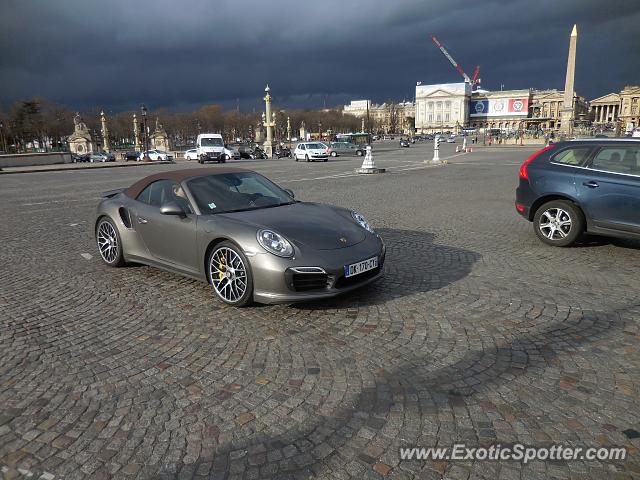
0, 121, 6, 152
141, 104, 150, 161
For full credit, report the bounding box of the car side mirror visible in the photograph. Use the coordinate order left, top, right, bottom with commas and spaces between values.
160, 201, 186, 217
284, 188, 295, 199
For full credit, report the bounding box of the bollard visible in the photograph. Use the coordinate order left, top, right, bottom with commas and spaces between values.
355, 145, 385, 174
462, 136, 467, 152
431, 136, 441, 163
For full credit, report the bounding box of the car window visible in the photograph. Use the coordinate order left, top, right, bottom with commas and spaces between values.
591, 146, 640, 175
551, 147, 592, 166
136, 180, 193, 213
298, 144, 305, 150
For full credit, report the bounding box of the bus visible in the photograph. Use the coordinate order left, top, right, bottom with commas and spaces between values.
335, 133, 371, 146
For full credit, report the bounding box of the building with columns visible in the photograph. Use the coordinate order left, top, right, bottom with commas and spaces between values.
414, 83, 470, 133
590, 92, 621, 126
619, 85, 640, 131
588, 85, 640, 131
529, 89, 589, 131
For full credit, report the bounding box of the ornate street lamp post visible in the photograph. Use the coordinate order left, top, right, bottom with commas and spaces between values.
141, 105, 150, 161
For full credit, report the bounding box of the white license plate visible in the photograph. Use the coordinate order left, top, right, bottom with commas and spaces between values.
344, 256, 378, 278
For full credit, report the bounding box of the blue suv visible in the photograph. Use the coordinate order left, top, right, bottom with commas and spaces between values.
516, 139, 640, 246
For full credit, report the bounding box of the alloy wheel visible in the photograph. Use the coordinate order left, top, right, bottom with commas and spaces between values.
209, 247, 247, 303
97, 220, 119, 263
539, 207, 572, 240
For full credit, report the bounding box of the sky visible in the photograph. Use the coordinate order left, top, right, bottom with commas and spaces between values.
1, 0, 639, 113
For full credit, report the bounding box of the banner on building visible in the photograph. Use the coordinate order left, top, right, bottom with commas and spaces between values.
470, 98, 529, 117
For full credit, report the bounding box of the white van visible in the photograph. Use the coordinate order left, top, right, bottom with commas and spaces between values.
196, 133, 226, 163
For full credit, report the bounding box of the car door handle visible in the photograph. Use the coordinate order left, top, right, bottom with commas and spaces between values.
582, 181, 599, 188
137, 216, 148, 224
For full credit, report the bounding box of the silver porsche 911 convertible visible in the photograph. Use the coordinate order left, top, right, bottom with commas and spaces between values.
94, 168, 385, 306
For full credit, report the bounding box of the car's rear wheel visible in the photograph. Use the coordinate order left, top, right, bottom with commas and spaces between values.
533, 200, 584, 247
96, 217, 125, 267
356, 150, 364, 156
208, 241, 253, 307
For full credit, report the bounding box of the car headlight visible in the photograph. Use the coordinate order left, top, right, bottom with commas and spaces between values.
351, 211, 374, 233
257, 229, 294, 257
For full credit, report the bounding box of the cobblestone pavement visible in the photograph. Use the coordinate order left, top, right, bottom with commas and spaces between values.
1, 143, 639, 480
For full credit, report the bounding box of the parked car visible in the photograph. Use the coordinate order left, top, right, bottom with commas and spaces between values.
446, 136, 456, 143
184, 149, 198, 161
123, 151, 140, 162
72, 153, 90, 163
223, 145, 241, 160
138, 150, 173, 161
94, 168, 385, 306
399, 139, 410, 148
515, 139, 640, 246
293, 142, 329, 162
90, 152, 114, 163
328, 142, 365, 157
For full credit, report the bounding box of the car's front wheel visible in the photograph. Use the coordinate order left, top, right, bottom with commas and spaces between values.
305, 155, 310, 162
207, 241, 253, 307
96, 217, 125, 267
356, 150, 364, 156
331, 151, 337, 157
533, 200, 584, 247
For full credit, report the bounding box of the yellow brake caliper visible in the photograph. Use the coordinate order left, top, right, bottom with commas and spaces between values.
218, 255, 225, 279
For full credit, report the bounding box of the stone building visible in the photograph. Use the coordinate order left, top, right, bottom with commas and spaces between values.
343, 99, 415, 134
343, 100, 372, 117
590, 92, 621, 126
529, 89, 589, 131
619, 85, 640, 131
468, 89, 531, 131
414, 83, 470, 133
588, 85, 640, 132
67, 113, 95, 155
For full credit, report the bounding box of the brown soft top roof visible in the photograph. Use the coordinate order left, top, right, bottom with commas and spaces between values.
124, 167, 251, 198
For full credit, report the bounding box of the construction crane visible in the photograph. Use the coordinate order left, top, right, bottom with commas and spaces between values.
430, 35, 481, 89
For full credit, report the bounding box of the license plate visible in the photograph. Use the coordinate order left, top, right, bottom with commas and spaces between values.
344, 256, 378, 278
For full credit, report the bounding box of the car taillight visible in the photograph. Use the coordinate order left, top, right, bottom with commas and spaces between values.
519, 145, 554, 180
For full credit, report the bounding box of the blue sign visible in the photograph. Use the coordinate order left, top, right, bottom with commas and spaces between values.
470, 100, 489, 117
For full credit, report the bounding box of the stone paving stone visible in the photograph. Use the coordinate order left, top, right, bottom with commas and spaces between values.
1, 148, 639, 478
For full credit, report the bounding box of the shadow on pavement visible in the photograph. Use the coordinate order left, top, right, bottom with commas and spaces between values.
293, 227, 481, 309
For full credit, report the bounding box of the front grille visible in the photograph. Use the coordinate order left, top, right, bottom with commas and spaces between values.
334, 266, 381, 289
291, 273, 329, 291
285, 268, 329, 292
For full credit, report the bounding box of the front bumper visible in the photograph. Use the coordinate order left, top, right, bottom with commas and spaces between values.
250, 234, 385, 304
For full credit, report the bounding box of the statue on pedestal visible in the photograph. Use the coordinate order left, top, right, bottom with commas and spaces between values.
68, 113, 95, 155
150, 117, 171, 152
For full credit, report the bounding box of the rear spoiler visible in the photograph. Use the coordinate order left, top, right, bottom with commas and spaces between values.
101, 188, 125, 198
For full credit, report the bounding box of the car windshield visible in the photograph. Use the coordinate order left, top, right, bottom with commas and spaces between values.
187, 172, 294, 214
201, 138, 223, 146
306, 143, 325, 149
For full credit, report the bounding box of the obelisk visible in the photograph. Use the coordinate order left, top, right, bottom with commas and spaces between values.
560, 24, 578, 136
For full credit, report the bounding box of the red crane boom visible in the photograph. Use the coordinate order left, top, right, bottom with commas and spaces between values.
430, 35, 480, 88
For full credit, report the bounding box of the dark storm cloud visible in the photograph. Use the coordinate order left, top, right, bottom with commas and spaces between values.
1, 0, 639, 112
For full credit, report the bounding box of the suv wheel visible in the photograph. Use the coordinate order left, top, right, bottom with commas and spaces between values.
533, 200, 584, 247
